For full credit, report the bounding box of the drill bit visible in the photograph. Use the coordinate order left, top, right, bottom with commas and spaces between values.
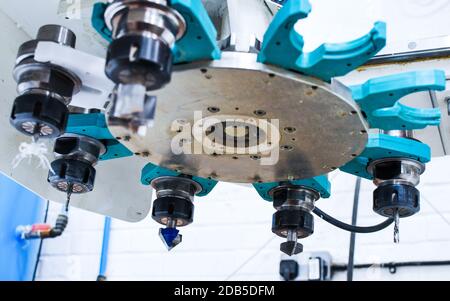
159, 218, 182, 251
280, 229, 303, 256
394, 209, 400, 244
32, 133, 40, 143
64, 183, 73, 213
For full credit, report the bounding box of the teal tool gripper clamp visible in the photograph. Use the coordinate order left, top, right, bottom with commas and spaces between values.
253, 175, 331, 202
351, 70, 446, 130
258, 0, 386, 82
340, 133, 431, 179
91, 0, 221, 64
141, 163, 218, 197
66, 113, 133, 161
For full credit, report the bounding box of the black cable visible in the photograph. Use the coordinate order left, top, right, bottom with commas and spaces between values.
32, 200, 50, 281
48, 213, 69, 238
347, 177, 361, 281
313, 208, 394, 234
332, 260, 450, 274
263, 0, 275, 16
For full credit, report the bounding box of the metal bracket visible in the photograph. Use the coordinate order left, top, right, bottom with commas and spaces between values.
351, 70, 446, 130
91, 0, 221, 64
66, 113, 133, 161
258, 0, 386, 82
141, 163, 218, 197
340, 133, 431, 180
253, 176, 331, 202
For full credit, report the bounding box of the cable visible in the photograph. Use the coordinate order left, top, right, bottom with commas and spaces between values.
32, 200, 50, 281
263, 0, 275, 16
313, 208, 394, 234
332, 260, 450, 274
347, 177, 361, 281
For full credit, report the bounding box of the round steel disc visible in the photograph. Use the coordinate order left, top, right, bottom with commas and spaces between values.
108, 52, 368, 183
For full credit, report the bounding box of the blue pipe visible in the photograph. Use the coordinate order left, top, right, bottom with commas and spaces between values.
98, 216, 112, 280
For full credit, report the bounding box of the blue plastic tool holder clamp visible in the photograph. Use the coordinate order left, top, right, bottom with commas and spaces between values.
66, 113, 133, 161
253, 176, 331, 202
340, 133, 431, 180
91, 0, 221, 64
258, 0, 386, 82
141, 163, 218, 197
351, 70, 447, 131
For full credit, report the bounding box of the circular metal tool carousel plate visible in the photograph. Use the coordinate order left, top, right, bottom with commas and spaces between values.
109, 52, 368, 183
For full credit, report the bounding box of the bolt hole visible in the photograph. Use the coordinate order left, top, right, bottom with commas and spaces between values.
311, 86, 318, 90
269, 73, 276, 78
254, 110, 267, 117
361, 130, 367, 134
281, 145, 294, 151
350, 110, 357, 115
208, 107, 221, 113
361, 111, 368, 119
250, 155, 261, 161
200, 68, 208, 74
284, 127, 297, 134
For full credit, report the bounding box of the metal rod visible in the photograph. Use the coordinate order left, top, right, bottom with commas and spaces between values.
369, 48, 450, 65
347, 177, 361, 281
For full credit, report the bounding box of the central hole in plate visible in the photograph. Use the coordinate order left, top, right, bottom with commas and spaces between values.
205, 121, 266, 149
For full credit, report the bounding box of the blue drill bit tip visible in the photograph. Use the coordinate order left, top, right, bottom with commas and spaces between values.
159, 227, 182, 251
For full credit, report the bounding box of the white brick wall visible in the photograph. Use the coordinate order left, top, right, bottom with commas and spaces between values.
36, 156, 450, 281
